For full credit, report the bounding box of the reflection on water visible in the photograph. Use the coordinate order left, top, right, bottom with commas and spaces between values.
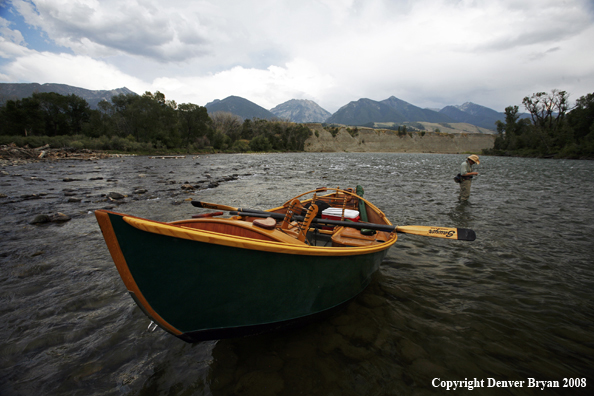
1, 153, 593, 395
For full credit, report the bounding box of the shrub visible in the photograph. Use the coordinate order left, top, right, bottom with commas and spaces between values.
231, 139, 250, 152
249, 135, 272, 151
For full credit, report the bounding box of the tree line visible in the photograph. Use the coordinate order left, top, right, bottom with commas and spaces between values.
487, 89, 594, 158
0, 91, 312, 153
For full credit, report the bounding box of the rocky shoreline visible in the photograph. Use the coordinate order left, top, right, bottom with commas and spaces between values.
0, 155, 252, 226
0, 143, 129, 166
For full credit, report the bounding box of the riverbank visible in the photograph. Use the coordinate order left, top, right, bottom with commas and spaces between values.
304, 124, 496, 153
0, 143, 129, 166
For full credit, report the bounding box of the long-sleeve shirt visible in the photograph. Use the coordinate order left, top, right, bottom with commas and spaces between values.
460, 160, 475, 178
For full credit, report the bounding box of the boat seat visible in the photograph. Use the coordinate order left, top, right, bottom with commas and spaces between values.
331, 226, 391, 247
253, 217, 276, 230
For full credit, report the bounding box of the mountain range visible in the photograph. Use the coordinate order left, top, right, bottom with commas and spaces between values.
206, 95, 504, 129
439, 102, 507, 130
205, 95, 277, 120
269, 99, 331, 123
0, 83, 135, 109
0, 82, 507, 130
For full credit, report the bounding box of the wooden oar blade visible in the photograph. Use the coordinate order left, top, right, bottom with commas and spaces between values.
395, 226, 476, 241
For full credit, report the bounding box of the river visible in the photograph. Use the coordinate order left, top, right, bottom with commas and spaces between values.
1, 152, 593, 395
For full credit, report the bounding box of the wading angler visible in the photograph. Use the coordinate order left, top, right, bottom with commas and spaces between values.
455, 154, 480, 201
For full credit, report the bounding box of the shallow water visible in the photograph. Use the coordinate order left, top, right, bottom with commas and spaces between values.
1, 153, 593, 395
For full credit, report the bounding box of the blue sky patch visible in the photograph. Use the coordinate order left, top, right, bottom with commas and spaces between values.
1, 2, 72, 55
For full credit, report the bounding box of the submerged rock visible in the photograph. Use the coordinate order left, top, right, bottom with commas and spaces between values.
107, 192, 126, 200
30, 214, 51, 224
30, 212, 71, 224
50, 212, 71, 222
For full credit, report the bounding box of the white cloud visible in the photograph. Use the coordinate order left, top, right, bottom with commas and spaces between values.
1, 0, 593, 112
0, 16, 25, 45
0, 35, 30, 58
152, 59, 335, 109
1, 50, 147, 92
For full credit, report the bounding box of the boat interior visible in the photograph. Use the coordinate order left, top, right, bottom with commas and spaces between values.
170, 187, 396, 248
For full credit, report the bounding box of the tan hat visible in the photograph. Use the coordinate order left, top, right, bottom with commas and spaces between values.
467, 154, 480, 164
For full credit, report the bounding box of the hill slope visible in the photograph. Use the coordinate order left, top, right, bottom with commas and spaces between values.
381, 96, 453, 123
270, 99, 331, 123
326, 96, 459, 126
205, 96, 276, 120
439, 102, 503, 130
0, 83, 136, 109
325, 98, 407, 125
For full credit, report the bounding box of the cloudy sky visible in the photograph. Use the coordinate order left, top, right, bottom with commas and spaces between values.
1, 0, 593, 113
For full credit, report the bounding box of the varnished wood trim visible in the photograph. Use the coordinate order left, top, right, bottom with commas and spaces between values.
95, 210, 182, 336
169, 218, 303, 245
122, 215, 397, 256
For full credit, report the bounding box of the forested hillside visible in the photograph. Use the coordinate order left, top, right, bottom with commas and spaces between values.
2, 88, 592, 158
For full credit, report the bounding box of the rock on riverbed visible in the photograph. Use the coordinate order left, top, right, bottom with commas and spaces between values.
30, 212, 72, 224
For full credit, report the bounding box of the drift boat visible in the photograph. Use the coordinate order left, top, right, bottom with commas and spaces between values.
95, 187, 474, 342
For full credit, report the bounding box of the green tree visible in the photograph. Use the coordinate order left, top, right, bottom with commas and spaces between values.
249, 135, 272, 151
494, 105, 532, 151
522, 89, 569, 152
177, 103, 211, 151
210, 112, 243, 144
241, 119, 255, 140
35, 93, 71, 136
109, 91, 179, 148
0, 96, 44, 136
64, 94, 92, 135
567, 93, 594, 142
487, 90, 594, 158
566, 93, 594, 156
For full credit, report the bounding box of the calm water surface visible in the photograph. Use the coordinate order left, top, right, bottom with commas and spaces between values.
1, 153, 593, 395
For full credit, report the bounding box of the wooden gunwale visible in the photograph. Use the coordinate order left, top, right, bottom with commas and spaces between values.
123, 215, 397, 256
95, 210, 183, 336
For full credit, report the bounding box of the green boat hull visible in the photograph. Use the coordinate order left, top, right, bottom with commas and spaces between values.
105, 212, 388, 342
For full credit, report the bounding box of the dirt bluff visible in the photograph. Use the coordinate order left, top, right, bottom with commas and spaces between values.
304, 125, 495, 153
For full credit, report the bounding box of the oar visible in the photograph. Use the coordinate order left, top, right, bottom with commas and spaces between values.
191, 201, 476, 241
230, 211, 476, 241
191, 200, 269, 214
192, 211, 224, 218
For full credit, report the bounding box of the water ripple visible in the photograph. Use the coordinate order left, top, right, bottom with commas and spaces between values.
1, 153, 593, 395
